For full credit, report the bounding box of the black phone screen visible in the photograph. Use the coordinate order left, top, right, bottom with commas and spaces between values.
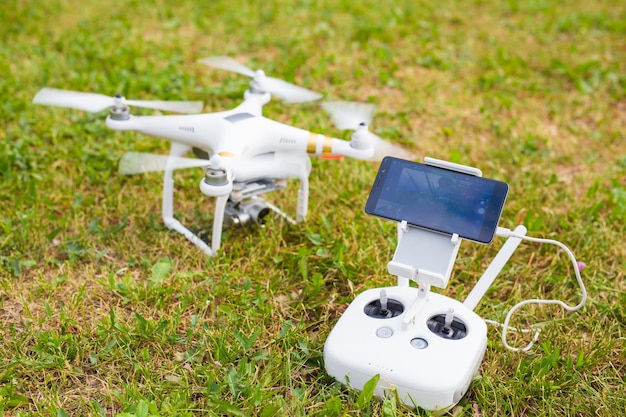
365, 157, 509, 244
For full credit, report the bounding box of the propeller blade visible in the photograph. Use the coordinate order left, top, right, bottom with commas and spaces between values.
261, 76, 322, 103
198, 56, 322, 103
198, 56, 256, 77
33, 88, 203, 113
119, 152, 210, 175
370, 133, 416, 161
322, 101, 415, 161
120, 151, 313, 185
321, 101, 376, 129
34, 88, 118, 113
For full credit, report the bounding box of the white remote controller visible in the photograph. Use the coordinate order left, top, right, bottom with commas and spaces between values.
324, 286, 487, 411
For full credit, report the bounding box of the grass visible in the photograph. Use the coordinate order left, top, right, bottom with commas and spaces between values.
1, 0, 624, 415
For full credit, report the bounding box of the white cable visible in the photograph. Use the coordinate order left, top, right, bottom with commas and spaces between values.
484, 319, 542, 351
491, 228, 587, 352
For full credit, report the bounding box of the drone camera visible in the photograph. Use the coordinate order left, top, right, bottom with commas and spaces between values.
225, 199, 271, 227
246, 201, 271, 226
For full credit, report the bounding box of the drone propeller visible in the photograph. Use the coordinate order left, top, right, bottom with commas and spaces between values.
119, 152, 211, 175
321, 101, 377, 130
119, 152, 269, 177
119, 152, 309, 184
198, 56, 322, 104
321, 101, 415, 161
33, 88, 204, 114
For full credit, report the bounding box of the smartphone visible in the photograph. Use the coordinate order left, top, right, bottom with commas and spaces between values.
365, 157, 509, 244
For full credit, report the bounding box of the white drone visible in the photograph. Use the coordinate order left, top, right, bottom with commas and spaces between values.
33, 57, 413, 256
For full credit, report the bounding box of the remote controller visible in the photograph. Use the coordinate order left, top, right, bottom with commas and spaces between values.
324, 286, 487, 411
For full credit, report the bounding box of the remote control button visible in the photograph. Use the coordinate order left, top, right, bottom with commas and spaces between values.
410, 337, 428, 349
376, 327, 394, 338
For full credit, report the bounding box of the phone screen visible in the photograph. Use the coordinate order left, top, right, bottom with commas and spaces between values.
365, 157, 509, 244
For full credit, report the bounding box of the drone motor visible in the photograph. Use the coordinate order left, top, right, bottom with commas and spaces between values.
200, 168, 233, 197
110, 94, 130, 121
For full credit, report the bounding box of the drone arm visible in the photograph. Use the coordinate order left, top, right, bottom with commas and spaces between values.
304, 132, 374, 160
107, 114, 226, 151
328, 137, 374, 160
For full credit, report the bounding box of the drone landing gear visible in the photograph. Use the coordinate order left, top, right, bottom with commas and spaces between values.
161, 144, 309, 256
162, 143, 220, 256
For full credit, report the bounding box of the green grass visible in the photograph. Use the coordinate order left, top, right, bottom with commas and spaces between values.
1, 0, 625, 415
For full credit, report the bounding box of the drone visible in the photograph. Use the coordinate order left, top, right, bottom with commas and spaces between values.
33, 57, 413, 256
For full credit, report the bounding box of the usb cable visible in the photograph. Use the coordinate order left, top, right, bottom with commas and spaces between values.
489, 227, 588, 352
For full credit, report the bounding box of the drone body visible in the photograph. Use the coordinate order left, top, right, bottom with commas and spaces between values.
106, 90, 375, 166
33, 57, 412, 256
